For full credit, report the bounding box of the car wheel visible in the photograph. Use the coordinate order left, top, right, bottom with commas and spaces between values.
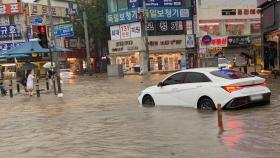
142, 95, 155, 107
198, 97, 216, 110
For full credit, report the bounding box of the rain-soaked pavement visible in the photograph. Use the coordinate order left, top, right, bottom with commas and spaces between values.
0, 74, 279, 158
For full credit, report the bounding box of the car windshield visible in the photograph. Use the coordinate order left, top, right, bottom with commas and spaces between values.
210, 70, 253, 79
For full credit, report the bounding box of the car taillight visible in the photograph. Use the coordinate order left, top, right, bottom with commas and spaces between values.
222, 85, 242, 93
222, 82, 268, 93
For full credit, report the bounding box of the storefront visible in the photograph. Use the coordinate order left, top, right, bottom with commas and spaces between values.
259, 0, 280, 70
108, 35, 186, 73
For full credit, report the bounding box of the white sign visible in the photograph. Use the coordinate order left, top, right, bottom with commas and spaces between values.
186, 35, 195, 48
120, 24, 131, 39
130, 22, 141, 38
199, 36, 228, 48
108, 37, 143, 54
148, 35, 186, 51
186, 20, 193, 35
110, 25, 120, 40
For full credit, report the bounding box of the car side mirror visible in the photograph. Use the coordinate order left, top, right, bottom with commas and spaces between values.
157, 82, 164, 87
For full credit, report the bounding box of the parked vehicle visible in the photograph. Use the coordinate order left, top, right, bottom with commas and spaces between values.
138, 68, 271, 110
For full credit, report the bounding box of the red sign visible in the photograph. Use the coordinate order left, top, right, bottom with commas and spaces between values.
0, 3, 22, 15
200, 36, 228, 48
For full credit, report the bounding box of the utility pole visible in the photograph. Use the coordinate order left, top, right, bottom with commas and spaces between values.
83, 10, 93, 76
47, 0, 63, 97
142, 0, 150, 75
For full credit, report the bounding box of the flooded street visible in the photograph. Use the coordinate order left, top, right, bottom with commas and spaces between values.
0, 74, 279, 158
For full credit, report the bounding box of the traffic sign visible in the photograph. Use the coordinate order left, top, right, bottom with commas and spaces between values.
54, 23, 74, 38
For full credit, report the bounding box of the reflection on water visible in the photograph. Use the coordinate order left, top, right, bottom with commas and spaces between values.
0, 75, 279, 157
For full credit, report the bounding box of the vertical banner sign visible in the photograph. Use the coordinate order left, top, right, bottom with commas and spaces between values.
130, 22, 141, 38
110, 25, 121, 40
186, 34, 195, 48
186, 20, 193, 35
120, 24, 131, 39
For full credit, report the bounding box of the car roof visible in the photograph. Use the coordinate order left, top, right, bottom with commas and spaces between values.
178, 67, 220, 73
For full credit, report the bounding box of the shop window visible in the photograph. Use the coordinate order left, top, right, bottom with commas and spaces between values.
225, 24, 245, 36
251, 23, 261, 34
199, 24, 220, 37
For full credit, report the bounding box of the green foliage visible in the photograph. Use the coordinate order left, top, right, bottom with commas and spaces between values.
74, 0, 109, 46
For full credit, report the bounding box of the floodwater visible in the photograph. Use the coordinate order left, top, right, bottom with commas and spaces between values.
0, 74, 279, 158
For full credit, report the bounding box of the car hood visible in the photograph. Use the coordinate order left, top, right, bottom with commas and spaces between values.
142, 85, 158, 93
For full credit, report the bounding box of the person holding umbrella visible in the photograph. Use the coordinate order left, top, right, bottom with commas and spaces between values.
26, 70, 35, 96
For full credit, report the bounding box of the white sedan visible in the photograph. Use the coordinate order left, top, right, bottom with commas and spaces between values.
138, 68, 271, 110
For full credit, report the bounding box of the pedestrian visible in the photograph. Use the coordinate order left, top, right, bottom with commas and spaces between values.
26, 70, 35, 96
47, 68, 55, 89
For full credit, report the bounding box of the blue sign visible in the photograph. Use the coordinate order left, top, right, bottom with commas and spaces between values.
106, 7, 190, 26
0, 25, 21, 39
29, 16, 45, 26
54, 23, 74, 38
0, 41, 25, 50
128, 0, 141, 9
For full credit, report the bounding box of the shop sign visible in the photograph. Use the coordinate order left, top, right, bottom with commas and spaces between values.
222, 9, 236, 16
30, 4, 65, 17
130, 22, 141, 38
29, 16, 46, 26
186, 20, 193, 35
108, 38, 143, 53
201, 35, 212, 45
221, 9, 261, 16
120, 24, 131, 39
0, 40, 25, 50
148, 35, 186, 50
106, 7, 190, 26
199, 36, 227, 48
110, 25, 121, 40
147, 20, 184, 35
208, 47, 223, 53
186, 34, 195, 48
65, 8, 78, 15
228, 36, 251, 47
128, 0, 141, 9
54, 23, 74, 38
0, 3, 22, 15
0, 25, 21, 39
251, 36, 261, 45
145, 0, 182, 7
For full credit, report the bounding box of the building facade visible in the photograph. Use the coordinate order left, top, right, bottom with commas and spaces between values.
106, 0, 195, 73
0, 0, 87, 74
258, 0, 280, 70
196, 0, 262, 67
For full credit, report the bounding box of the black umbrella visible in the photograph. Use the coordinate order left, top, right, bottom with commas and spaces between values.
21, 63, 37, 70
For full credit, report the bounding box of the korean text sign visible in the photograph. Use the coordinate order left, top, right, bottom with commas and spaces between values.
106, 7, 190, 26
0, 25, 21, 39
0, 3, 22, 15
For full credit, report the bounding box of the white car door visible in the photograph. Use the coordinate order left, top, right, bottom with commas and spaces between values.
174, 72, 212, 107
153, 72, 187, 106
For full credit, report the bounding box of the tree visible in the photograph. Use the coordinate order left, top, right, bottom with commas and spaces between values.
74, 0, 110, 71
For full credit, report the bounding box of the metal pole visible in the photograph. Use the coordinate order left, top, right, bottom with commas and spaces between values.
142, 0, 149, 75
83, 10, 93, 76
47, 0, 63, 97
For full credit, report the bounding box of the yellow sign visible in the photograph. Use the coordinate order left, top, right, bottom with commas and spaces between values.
208, 47, 223, 53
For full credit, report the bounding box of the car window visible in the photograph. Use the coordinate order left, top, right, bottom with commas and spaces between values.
210, 70, 252, 79
163, 72, 186, 86
184, 72, 211, 83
